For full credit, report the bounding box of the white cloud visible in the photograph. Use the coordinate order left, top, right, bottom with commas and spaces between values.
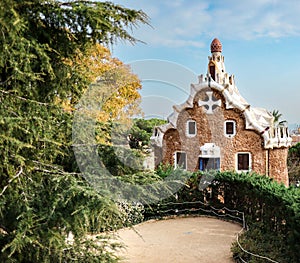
208, 0, 300, 39
111, 0, 300, 47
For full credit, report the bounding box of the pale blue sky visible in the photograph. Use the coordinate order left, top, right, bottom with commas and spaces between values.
109, 0, 300, 125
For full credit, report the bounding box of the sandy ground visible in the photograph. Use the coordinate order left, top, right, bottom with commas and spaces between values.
115, 216, 241, 263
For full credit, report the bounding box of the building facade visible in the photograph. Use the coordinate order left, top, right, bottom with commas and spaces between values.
151, 38, 292, 186
291, 127, 300, 146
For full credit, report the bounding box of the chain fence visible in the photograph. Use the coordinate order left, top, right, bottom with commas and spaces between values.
144, 199, 280, 263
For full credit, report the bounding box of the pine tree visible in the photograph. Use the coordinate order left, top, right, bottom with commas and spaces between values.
0, 1, 148, 262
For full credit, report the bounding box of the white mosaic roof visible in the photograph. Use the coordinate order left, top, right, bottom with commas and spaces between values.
151, 41, 292, 149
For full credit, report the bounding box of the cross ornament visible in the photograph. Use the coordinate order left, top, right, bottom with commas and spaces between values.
198, 91, 221, 114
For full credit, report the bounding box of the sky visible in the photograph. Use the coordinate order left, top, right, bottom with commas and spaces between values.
109, 0, 300, 126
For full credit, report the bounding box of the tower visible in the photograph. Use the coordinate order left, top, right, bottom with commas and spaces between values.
208, 38, 226, 84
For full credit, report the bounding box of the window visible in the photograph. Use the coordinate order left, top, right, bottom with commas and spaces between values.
199, 157, 220, 171
209, 65, 216, 81
224, 120, 236, 137
236, 153, 251, 172
175, 152, 187, 170
187, 120, 196, 137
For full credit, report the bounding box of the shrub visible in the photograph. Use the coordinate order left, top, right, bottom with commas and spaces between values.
143, 169, 300, 262
116, 200, 144, 226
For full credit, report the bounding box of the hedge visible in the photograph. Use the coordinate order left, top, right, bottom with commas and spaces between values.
143, 170, 300, 262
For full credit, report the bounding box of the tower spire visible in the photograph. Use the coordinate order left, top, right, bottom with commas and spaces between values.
208, 38, 226, 83
210, 38, 222, 53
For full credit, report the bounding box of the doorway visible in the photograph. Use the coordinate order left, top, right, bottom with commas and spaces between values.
199, 157, 220, 171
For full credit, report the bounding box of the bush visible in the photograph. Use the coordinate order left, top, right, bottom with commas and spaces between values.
116, 200, 144, 226
98, 144, 144, 176
128, 118, 167, 149
143, 169, 300, 262
231, 225, 288, 262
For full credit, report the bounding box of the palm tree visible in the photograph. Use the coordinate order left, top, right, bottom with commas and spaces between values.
272, 110, 287, 127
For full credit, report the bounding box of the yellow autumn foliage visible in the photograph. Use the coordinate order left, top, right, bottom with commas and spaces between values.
61, 43, 142, 123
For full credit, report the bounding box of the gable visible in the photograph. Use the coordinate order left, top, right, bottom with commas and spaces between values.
151, 78, 291, 149
150, 40, 292, 150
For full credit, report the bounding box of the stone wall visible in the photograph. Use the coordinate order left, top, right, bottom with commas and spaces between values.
268, 148, 289, 186
159, 88, 288, 186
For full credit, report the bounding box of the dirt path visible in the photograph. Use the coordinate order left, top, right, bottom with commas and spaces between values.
116, 216, 241, 263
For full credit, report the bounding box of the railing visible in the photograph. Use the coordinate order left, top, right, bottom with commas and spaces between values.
145, 199, 280, 263
267, 126, 292, 148
236, 229, 280, 263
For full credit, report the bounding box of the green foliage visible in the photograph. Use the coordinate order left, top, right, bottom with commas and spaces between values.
0, 168, 126, 262
231, 226, 288, 263
0, 0, 148, 262
272, 109, 287, 126
98, 144, 144, 176
288, 142, 300, 185
211, 171, 299, 262
143, 169, 300, 262
0, 0, 148, 101
155, 163, 175, 178
128, 118, 167, 149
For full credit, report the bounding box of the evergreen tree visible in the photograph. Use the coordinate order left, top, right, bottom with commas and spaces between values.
0, 1, 148, 262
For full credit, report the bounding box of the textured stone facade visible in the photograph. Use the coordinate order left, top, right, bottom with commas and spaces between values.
151, 39, 291, 186
268, 148, 289, 185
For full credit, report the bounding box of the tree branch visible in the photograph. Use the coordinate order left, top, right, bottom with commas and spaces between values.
0, 90, 49, 106
0, 166, 23, 197
32, 160, 80, 175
